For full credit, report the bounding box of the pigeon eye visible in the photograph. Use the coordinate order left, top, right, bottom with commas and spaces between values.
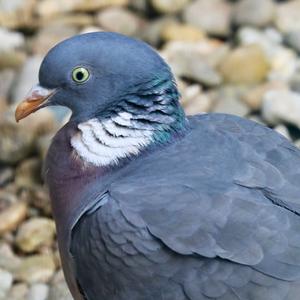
72, 67, 90, 83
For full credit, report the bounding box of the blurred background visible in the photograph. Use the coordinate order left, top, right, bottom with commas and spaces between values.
0, 0, 300, 299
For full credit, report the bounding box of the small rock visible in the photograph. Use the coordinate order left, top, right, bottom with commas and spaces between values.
28, 187, 52, 216
15, 254, 56, 284
23, 109, 58, 138
268, 47, 298, 82
0, 190, 17, 211
219, 44, 270, 85
6, 283, 28, 300
181, 84, 214, 114
211, 86, 251, 117
176, 78, 188, 95
238, 27, 282, 57
36, 0, 128, 17
96, 7, 143, 37
0, 122, 34, 164
35, 0, 74, 17
0, 201, 27, 236
16, 217, 56, 253
238, 27, 298, 83
233, 0, 275, 28
242, 81, 288, 110
184, 0, 232, 37
262, 90, 300, 128
237, 27, 297, 83
15, 158, 42, 188
30, 25, 77, 56
48, 271, 72, 300
70, 0, 130, 12
274, 125, 291, 140
213, 96, 250, 117
0, 27, 25, 52
290, 62, 300, 93
0, 0, 36, 28
162, 39, 228, 86
0, 167, 14, 187
0, 242, 22, 272
141, 16, 176, 46
285, 31, 300, 53
151, 0, 190, 14
180, 83, 199, 106
161, 22, 205, 42
130, 0, 148, 13
0, 69, 16, 101
0, 268, 13, 299
27, 283, 49, 300
275, 0, 300, 33
0, 100, 6, 115
11, 56, 42, 104
0, 51, 26, 70
39, 14, 93, 29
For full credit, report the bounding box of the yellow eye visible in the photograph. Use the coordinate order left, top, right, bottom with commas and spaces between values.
72, 67, 90, 83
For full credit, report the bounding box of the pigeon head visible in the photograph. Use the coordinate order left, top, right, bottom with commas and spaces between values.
16, 32, 183, 121
15, 32, 186, 166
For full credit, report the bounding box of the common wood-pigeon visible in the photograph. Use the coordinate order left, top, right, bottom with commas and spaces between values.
15, 32, 300, 300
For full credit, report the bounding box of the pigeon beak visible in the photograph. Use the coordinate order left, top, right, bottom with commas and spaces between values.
15, 84, 56, 122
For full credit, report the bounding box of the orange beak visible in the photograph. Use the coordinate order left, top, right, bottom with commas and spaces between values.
15, 85, 56, 122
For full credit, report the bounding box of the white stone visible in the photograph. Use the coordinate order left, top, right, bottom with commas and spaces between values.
14, 254, 56, 284
0, 268, 13, 299
27, 283, 49, 300
184, 0, 232, 36
262, 90, 300, 128
96, 7, 142, 36
6, 283, 28, 300
11, 55, 43, 104
181, 84, 213, 114
0, 27, 24, 52
238, 27, 282, 57
233, 0, 275, 27
212, 90, 250, 117
268, 47, 298, 82
162, 40, 228, 86
276, 0, 300, 33
151, 0, 189, 14
238, 27, 298, 82
48, 271, 73, 300
16, 217, 56, 253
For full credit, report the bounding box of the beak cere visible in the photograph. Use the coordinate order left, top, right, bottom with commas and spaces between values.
15, 85, 56, 122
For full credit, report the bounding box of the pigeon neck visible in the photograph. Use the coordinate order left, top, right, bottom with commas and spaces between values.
70, 76, 186, 167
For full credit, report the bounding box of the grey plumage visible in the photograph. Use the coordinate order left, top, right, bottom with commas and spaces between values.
70, 114, 300, 300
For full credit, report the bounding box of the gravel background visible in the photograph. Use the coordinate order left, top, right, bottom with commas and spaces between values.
0, 0, 300, 299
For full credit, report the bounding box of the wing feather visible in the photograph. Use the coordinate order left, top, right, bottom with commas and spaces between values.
71, 113, 300, 299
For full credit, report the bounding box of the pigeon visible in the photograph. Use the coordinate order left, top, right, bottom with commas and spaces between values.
15, 32, 300, 300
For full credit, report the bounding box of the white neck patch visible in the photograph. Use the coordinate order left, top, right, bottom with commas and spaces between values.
70, 113, 153, 166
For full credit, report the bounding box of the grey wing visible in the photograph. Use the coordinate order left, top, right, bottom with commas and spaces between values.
71, 114, 300, 300
111, 179, 300, 278
110, 115, 300, 294
71, 193, 300, 300
71, 194, 192, 300
71, 191, 300, 300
